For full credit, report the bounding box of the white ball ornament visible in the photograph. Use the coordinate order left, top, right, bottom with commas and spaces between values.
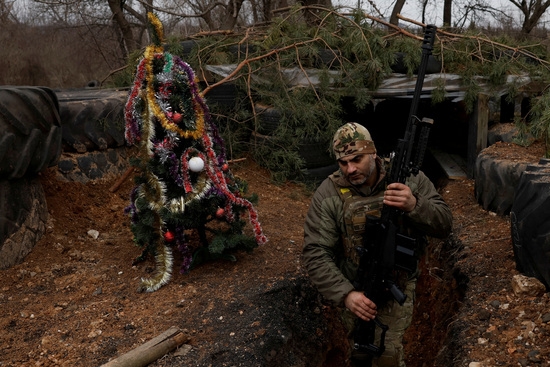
188, 156, 205, 172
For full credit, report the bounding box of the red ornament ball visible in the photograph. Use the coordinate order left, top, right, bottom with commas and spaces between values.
163, 231, 175, 243
172, 112, 183, 123
216, 208, 225, 218
222, 163, 229, 171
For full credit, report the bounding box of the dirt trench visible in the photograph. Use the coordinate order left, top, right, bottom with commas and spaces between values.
2, 148, 531, 367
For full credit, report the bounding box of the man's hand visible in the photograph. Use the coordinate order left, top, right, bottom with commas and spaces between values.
384, 182, 417, 212
344, 291, 377, 321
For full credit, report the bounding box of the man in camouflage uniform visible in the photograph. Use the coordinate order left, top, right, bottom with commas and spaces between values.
302, 122, 452, 366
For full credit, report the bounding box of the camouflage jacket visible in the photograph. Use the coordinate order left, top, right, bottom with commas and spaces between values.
302, 157, 452, 306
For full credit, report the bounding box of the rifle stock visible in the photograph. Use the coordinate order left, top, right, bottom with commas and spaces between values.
352, 24, 437, 364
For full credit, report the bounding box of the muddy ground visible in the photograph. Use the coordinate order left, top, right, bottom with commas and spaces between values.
1, 141, 549, 367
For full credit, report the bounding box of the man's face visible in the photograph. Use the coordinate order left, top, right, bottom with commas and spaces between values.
337, 153, 376, 185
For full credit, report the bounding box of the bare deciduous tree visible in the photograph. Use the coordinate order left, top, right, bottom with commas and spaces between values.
452, 0, 550, 34
453, 1, 511, 29
508, 0, 550, 34
108, 0, 140, 57
0, 0, 18, 23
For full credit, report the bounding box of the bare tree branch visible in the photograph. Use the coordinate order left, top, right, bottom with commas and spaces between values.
202, 38, 322, 95
398, 12, 550, 67
363, 11, 423, 40
134, 0, 227, 19
123, 2, 146, 24
364, 0, 384, 19
507, 0, 550, 34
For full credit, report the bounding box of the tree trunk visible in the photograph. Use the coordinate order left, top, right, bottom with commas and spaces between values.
262, 0, 273, 22
220, 0, 245, 30
522, 2, 550, 34
443, 0, 452, 27
107, 0, 138, 60
200, 9, 215, 30
389, 0, 406, 26
300, 0, 333, 25
508, 0, 550, 35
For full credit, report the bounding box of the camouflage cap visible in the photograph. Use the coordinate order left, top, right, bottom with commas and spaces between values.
332, 122, 376, 159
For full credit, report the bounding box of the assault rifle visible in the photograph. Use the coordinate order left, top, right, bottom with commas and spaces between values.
351, 24, 437, 364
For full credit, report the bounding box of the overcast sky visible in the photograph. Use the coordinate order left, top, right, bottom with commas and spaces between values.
332, 0, 530, 28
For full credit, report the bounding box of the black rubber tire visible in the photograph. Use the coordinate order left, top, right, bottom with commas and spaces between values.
55, 88, 128, 153
252, 105, 334, 167
169, 40, 198, 59
297, 140, 334, 169
297, 163, 339, 187
0, 86, 62, 179
202, 82, 238, 109
181, 40, 198, 54
510, 158, 550, 289
228, 44, 257, 62
251, 132, 333, 170
254, 103, 282, 135
474, 149, 530, 215
316, 49, 341, 69
0, 177, 48, 269
57, 147, 133, 183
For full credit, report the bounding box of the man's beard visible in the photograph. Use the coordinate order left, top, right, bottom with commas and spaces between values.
348, 159, 375, 186
349, 175, 367, 185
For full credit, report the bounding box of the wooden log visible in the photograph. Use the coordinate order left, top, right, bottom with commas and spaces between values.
100, 327, 189, 367
227, 157, 247, 164
109, 166, 134, 193
467, 93, 488, 178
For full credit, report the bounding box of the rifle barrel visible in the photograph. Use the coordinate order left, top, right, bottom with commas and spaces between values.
405, 24, 437, 133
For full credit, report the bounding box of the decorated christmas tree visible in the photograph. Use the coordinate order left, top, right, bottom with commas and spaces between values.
124, 13, 267, 292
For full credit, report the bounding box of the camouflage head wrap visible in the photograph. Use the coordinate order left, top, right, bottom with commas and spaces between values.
332, 122, 376, 159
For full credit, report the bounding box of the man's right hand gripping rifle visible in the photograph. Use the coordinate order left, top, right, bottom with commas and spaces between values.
350, 24, 438, 363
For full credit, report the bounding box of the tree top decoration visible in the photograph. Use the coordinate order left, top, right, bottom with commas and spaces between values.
124, 12, 267, 293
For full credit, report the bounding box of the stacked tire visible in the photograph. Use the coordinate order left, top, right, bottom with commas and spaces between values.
252, 103, 337, 186
510, 158, 550, 289
56, 88, 127, 152
474, 147, 530, 216
55, 88, 131, 183
0, 86, 62, 269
